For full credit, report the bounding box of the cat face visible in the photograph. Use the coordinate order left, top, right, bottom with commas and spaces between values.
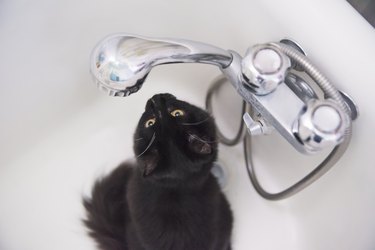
133, 93, 217, 181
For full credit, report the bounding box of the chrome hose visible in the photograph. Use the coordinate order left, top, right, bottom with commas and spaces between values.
207, 43, 353, 200
206, 75, 247, 146
271, 42, 352, 136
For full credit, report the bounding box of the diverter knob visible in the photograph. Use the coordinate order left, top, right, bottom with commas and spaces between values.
242, 45, 291, 95
295, 99, 349, 153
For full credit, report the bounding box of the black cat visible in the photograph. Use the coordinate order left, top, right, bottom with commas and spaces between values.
83, 93, 233, 250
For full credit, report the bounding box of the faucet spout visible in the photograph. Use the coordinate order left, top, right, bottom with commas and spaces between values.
90, 34, 232, 96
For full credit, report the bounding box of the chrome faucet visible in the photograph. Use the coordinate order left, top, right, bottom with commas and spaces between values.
90, 33, 358, 200
90, 34, 232, 97
91, 33, 355, 154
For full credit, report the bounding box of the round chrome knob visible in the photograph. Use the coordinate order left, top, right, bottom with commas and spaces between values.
312, 105, 341, 133
295, 99, 349, 153
253, 49, 282, 74
242, 44, 291, 95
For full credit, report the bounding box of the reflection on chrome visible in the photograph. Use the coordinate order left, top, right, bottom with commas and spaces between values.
90, 34, 358, 200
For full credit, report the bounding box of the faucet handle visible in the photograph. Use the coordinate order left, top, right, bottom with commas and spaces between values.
243, 112, 273, 136
294, 99, 349, 153
241, 44, 291, 95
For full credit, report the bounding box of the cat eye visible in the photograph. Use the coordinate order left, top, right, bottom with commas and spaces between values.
145, 118, 156, 128
170, 109, 185, 117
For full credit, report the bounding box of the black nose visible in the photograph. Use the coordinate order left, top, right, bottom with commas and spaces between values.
146, 93, 177, 136
147, 93, 176, 119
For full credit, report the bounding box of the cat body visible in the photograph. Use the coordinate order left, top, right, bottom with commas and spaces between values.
84, 94, 233, 250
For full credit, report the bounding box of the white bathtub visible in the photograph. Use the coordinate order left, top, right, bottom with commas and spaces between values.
1, 0, 374, 249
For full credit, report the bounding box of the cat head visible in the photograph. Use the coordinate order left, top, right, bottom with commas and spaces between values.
133, 93, 217, 183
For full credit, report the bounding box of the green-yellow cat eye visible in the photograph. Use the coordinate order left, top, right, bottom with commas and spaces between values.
145, 118, 156, 128
170, 109, 185, 117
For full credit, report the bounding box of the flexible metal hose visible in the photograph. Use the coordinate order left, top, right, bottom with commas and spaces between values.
244, 43, 353, 200
207, 43, 353, 200
271, 42, 352, 136
244, 109, 350, 200
206, 75, 247, 146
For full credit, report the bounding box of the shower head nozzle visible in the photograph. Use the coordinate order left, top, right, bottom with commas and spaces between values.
90, 34, 233, 96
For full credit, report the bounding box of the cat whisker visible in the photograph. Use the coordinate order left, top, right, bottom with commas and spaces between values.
135, 138, 144, 141
187, 133, 218, 144
136, 133, 156, 158
181, 115, 212, 126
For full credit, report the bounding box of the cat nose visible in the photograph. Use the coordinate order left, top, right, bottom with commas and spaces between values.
148, 97, 173, 138
149, 95, 170, 120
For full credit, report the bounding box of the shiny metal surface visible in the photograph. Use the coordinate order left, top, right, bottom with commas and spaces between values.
241, 45, 291, 95
90, 34, 232, 96
294, 99, 348, 153
243, 112, 273, 136
244, 121, 351, 200
280, 38, 307, 72
339, 90, 360, 121
221, 51, 309, 153
90, 34, 355, 154
206, 76, 353, 200
284, 71, 319, 102
91, 34, 358, 199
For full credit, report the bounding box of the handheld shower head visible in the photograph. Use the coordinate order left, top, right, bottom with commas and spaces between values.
90, 34, 233, 96
89, 33, 358, 199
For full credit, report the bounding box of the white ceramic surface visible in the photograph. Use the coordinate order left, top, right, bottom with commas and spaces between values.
1, 0, 375, 249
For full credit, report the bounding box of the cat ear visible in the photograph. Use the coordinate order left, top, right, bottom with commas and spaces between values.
142, 153, 159, 177
199, 143, 212, 154
188, 134, 212, 155
143, 161, 156, 177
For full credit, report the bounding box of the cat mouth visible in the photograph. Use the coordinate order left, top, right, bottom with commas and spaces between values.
187, 133, 214, 155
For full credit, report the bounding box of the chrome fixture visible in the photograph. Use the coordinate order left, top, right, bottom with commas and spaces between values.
294, 99, 349, 153
90, 34, 358, 200
90, 34, 232, 97
242, 44, 291, 95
